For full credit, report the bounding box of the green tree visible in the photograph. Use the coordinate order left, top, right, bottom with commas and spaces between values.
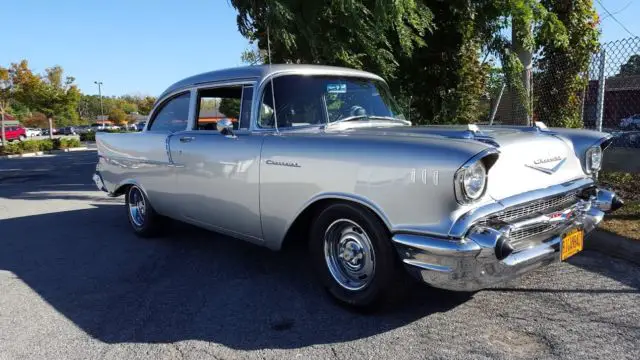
108, 108, 128, 125
396, 0, 494, 124
618, 54, 640, 76
230, 0, 594, 125
10, 61, 81, 135
241, 44, 266, 65
230, 0, 434, 80
219, 98, 241, 119
534, 0, 599, 127
137, 96, 156, 115
0, 66, 12, 143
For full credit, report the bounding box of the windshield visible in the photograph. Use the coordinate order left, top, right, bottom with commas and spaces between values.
258, 75, 405, 129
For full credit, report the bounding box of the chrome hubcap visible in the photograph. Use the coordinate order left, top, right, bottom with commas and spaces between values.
128, 187, 146, 227
324, 219, 375, 291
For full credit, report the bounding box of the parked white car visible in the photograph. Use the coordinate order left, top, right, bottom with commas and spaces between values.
25, 128, 42, 137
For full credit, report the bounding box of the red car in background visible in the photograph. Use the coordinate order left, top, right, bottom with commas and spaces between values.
2, 125, 27, 142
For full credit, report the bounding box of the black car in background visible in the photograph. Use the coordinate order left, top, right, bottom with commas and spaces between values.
58, 127, 77, 135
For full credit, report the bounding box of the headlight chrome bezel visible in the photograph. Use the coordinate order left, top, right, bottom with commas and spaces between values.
585, 145, 603, 174
454, 157, 490, 205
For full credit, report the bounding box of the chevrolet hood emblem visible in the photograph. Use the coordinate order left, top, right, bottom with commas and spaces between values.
525, 155, 566, 174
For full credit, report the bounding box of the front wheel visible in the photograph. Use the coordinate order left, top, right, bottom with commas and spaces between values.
125, 185, 163, 237
309, 203, 410, 309
19, 135, 27, 141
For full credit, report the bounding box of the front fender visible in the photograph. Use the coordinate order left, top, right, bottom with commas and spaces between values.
549, 127, 612, 173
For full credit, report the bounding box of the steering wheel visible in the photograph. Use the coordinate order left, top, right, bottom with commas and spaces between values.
349, 105, 366, 117
334, 105, 367, 122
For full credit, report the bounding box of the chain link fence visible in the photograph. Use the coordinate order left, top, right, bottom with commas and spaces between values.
488, 36, 640, 151
584, 37, 640, 151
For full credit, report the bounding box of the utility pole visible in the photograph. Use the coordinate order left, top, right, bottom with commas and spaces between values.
0, 80, 8, 145
94, 81, 104, 127
1, 111, 5, 145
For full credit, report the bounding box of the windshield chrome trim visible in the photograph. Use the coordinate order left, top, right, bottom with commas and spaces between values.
251, 70, 393, 133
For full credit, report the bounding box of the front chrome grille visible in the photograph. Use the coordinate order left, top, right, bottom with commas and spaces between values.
509, 223, 556, 242
475, 190, 585, 247
492, 192, 579, 223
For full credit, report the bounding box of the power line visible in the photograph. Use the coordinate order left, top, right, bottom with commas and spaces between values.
595, 0, 637, 38
600, 1, 633, 20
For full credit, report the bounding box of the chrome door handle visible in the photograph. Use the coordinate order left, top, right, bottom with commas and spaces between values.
179, 136, 195, 143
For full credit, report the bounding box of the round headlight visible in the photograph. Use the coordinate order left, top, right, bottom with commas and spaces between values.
462, 161, 487, 200
587, 146, 603, 172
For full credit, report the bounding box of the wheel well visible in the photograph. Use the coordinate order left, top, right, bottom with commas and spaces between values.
280, 198, 389, 251
113, 183, 132, 197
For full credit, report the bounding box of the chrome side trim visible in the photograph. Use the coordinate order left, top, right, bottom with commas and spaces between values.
449, 177, 595, 238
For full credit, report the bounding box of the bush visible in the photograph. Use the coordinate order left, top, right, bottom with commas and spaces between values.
62, 138, 81, 148
39, 139, 54, 151
0, 138, 83, 155
20, 140, 41, 153
0, 142, 24, 155
80, 132, 96, 141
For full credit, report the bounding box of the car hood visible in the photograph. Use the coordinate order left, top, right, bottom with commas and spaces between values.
331, 124, 594, 200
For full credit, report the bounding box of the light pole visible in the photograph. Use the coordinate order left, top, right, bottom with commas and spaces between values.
94, 81, 104, 127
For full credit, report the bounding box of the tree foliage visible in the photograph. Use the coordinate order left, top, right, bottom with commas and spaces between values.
219, 98, 241, 119
79, 94, 156, 123
1, 60, 157, 129
231, 0, 434, 80
11, 61, 81, 125
108, 108, 128, 125
1, 60, 81, 128
0, 66, 12, 142
231, 0, 600, 126
534, 0, 600, 127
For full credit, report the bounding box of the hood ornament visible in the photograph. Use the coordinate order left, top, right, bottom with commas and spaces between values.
525, 155, 566, 174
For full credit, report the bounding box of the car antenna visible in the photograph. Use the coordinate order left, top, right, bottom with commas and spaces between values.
267, 25, 279, 135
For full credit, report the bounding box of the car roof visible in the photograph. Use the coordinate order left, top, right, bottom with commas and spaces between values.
157, 64, 384, 102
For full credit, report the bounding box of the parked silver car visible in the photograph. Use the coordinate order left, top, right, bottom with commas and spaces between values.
93, 64, 623, 308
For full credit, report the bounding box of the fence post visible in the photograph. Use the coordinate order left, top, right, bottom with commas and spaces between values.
595, 49, 606, 132
489, 83, 506, 126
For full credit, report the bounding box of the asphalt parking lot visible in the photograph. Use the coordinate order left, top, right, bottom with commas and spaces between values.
1, 151, 639, 360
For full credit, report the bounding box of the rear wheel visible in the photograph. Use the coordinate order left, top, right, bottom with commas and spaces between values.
18, 135, 27, 142
309, 203, 410, 309
126, 185, 163, 237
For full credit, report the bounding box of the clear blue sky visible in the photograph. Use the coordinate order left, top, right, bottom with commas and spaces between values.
595, 0, 640, 42
0, 0, 248, 97
1, 0, 638, 97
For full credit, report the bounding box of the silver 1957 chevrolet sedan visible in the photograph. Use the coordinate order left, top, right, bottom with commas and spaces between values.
93, 64, 623, 308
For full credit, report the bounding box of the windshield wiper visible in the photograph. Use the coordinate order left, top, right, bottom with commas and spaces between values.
366, 115, 409, 123
329, 115, 408, 125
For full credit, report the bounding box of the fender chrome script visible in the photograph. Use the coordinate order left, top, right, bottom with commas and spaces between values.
266, 159, 301, 168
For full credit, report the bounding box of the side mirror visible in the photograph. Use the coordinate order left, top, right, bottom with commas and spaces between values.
217, 118, 235, 137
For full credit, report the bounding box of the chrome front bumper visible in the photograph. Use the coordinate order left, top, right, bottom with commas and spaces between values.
393, 187, 621, 291
93, 172, 107, 193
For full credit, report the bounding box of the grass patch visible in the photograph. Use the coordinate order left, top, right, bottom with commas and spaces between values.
599, 171, 640, 240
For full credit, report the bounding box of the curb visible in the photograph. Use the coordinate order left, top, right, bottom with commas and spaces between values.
0, 147, 91, 159
587, 229, 640, 266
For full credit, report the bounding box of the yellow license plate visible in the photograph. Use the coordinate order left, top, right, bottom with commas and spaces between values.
561, 228, 584, 261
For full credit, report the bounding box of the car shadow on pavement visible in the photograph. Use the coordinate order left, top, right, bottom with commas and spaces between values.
566, 250, 640, 290
0, 204, 471, 350
485, 250, 640, 294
